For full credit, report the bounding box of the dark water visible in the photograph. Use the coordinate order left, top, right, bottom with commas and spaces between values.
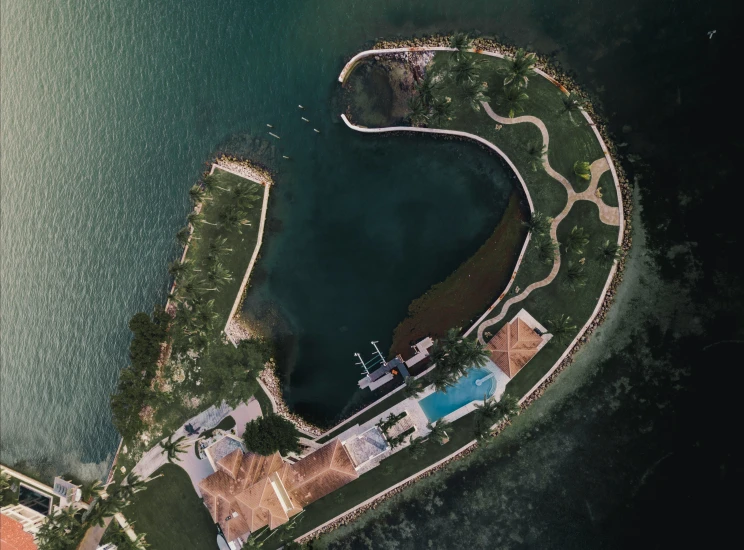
3, 0, 743, 544
243, 136, 517, 424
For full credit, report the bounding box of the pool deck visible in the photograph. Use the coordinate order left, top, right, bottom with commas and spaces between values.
416, 361, 510, 424
336, 398, 431, 475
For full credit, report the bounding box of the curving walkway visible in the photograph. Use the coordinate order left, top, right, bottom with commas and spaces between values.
340, 47, 622, 348
481, 102, 619, 225
475, 102, 620, 341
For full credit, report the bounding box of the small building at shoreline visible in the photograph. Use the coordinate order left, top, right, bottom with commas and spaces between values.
485, 309, 551, 378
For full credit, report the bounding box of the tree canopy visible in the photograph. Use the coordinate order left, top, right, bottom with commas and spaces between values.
430, 328, 491, 391
110, 308, 170, 442
243, 414, 301, 456
199, 339, 270, 407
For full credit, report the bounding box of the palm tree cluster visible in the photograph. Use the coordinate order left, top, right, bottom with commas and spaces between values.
169, 172, 260, 349
430, 328, 491, 392
447, 35, 490, 112
159, 434, 189, 463
525, 211, 558, 266
492, 48, 537, 118
407, 73, 455, 127
425, 418, 452, 445
473, 394, 520, 440
502, 49, 537, 88
561, 225, 591, 291
36, 474, 148, 550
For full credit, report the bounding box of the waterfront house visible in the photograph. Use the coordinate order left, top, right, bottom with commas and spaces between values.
198, 438, 358, 545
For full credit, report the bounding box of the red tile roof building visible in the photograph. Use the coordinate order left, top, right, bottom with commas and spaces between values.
0, 515, 38, 550
199, 438, 357, 543
486, 317, 544, 378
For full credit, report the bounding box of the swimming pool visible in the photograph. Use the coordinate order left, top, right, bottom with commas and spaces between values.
418, 368, 496, 422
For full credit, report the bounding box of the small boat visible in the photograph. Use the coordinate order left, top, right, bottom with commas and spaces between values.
313, 128, 320, 133
282, 155, 290, 159
269, 132, 280, 139
301, 117, 309, 122
298, 104, 305, 109
266, 124, 273, 128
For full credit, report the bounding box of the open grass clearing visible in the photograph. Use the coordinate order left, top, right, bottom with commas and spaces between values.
123, 464, 217, 550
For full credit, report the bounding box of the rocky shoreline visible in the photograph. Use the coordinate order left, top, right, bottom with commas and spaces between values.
258, 366, 323, 436
292, 37, 634, 544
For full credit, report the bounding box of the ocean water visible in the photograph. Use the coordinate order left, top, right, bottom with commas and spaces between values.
2, 10, 741, 546
1, 0, 528, 478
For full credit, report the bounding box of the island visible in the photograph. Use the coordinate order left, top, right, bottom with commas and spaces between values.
7, 34, 630, 550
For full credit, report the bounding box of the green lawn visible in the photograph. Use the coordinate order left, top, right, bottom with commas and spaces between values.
187, 168, 264, 325
123, 464, 217, 550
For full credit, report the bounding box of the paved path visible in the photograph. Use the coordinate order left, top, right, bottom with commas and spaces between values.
475, 102, 620, 343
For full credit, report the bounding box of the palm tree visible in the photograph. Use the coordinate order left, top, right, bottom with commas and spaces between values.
0, 471, 10, 493
204, 262, 233, 289
159, 434, 188, 463
201, 174, 218, 193
122, 472, 148, 496
433, 368, 459, 393
407, 96, 429, 127
415, 72, 439, 107
175, 275, 201, 303
561, 91, 585, 121
495, 394, 520, 419
449, 32, 473, 62
523, 211, 551, 236
230, 182, 260, 207
192, 300, 219, 335
188, 212, 206, 230
218, 205, 245, 231
426, 419, 451, 444
502, 48, 537, 88
176, 226, 191, 247
474, 396, 500, 425
458, 80, 490, 112
403, 375, 425, 398
430, 328, 491, 382
205, 237, 232, 265
407, 435, 427, 460
573, 160, 591, 181
564, 225, 590, 254
547, 314, 577, 344
597, 239, 622, 264
450, 55, 481, 85
473, 417, 492, 441
168, 260, 191, 280
534, 235, 558, 265
497, 85, 528, 118
80, 479, 104, 502
564, 261, 587, 291
430, 96, 454, 126
526, 141, 546, 172
189, 184, 206, 204
37, 507, 83, 550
